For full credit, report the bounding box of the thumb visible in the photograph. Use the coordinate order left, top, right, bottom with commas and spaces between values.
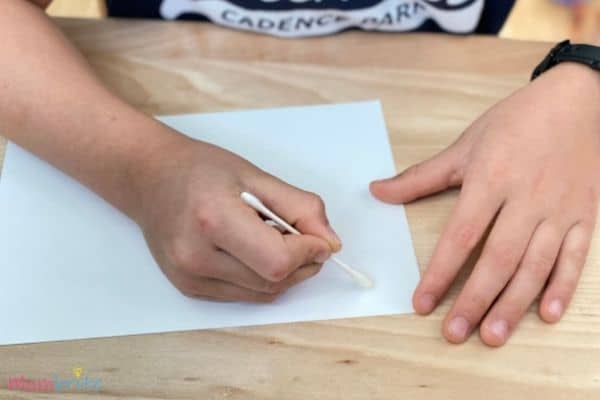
247, 175, 342, 252
370, 146, 462, 204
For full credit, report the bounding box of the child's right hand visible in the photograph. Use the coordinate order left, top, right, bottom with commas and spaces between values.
130, 135, 342, 302
4, 0, 343, 303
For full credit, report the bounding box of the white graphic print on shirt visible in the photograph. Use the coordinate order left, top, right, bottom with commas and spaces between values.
159, 0, 484, 37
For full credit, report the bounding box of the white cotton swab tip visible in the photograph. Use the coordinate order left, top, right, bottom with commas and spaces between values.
331, 256, 374, 289
240, 191, 374, 289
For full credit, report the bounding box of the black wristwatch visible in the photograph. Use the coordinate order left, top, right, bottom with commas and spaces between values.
531, 40, 600, 80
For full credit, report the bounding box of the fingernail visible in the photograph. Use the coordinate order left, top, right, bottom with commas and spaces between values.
326, 226, 342, 252
372, 176, 395, 184
417, 293, 436, 314
448, 316, 470, 342
548, 299, 563, 319
315, 250, 331, 264
489, 319, 508, 342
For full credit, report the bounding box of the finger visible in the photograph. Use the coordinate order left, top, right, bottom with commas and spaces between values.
539, 222, 594, 323
199, 250, 286, 293
480, 220, 565, 347
188, 264, 322, 302
442, 204, 538, 344
186, 278, 280, 303
247, 174, 342, 251
204, 250, 324, 293
280, 263, 323, 288
282, 233, 331, 265
369, 145, 462, 204
412, 183, 503, 315
193, 263, 322, 302
210, 205, 330, 282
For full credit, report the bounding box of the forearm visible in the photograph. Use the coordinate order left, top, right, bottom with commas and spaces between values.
1, 0, 186, 219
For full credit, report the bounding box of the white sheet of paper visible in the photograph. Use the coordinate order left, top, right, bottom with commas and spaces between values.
0, 101, 419, 346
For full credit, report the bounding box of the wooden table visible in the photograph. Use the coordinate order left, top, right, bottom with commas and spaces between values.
1, 18, 599, 399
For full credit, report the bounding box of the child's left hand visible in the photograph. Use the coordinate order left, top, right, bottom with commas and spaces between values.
371, 62, 600, 346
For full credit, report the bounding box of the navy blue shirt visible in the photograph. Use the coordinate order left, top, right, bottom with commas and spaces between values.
107, 0, 515, 38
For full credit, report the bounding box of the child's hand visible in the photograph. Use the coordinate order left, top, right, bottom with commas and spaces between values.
371, 62, 600, 346
132, 136, 341, 302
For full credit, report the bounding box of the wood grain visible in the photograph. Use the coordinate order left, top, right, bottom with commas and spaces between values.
1, 18, 599, 399
47, 0, 106, 18
500, 0, 570, 41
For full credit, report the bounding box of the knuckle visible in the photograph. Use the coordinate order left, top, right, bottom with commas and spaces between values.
304, 192, 326, 214
486, 159, 510, 183
402, 164, 422, 182
167, 239, 195, 269
447, 166, 463, 187
167, 242, 211, 277
569, 246, 589, 264
190, 259, 213, 277
486, 244, 518, 270
177, 284, 199, 299
555, 252, 587, 287
492, 298, 520, 318
449, 223, 480, 252
308, 264, 323, 277
556, 273, 579, 293
563, 231, 591, 263
264, 252, 293, 282
527, 252, 555, 279
462, 294, 489, 316
299, 264, 322, 280
581, 205, 597, 223
261, 281, 285, 294
194, 207, 221, 236
583, 186, 599, 210
309, 243, 327, 262
480, 159, 513, 192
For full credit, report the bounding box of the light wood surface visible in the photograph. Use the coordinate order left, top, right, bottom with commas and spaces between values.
500, 0, 570, 41
1, 18, 600, 399
47, 0, 106, 18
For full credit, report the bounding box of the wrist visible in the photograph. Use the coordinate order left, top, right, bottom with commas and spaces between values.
119, 120, 194, 223
549, 61, 600, 82
534, 61, 600, 100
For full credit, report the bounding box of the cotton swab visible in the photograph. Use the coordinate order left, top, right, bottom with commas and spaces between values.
240, 191, 374, 289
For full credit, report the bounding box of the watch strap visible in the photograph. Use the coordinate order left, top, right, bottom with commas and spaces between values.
531, 40, 600, 80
